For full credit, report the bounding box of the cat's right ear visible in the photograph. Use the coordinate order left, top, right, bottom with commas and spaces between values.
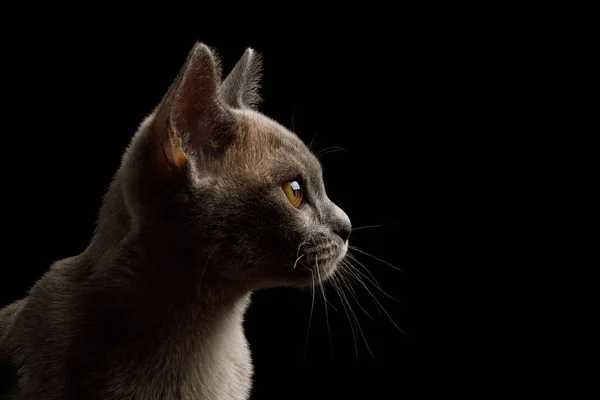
220, 48, 262, 110
151, 42, 230, 175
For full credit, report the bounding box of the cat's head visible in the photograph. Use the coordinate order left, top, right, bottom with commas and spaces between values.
122, 43, 351, 290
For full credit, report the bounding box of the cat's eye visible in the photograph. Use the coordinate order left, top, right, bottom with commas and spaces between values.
282, 180, 303, 208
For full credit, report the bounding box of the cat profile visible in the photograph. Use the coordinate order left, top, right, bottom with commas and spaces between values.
0, 42, 351, 399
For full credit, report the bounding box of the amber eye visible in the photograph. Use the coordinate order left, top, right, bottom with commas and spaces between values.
282, 180, 303, 208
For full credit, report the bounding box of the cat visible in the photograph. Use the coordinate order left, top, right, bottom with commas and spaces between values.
0, 42, 351, 400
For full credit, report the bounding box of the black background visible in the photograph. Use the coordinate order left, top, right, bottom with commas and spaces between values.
0, 19, 485, 399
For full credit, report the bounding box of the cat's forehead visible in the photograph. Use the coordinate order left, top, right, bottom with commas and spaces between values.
232, 110, 322, 178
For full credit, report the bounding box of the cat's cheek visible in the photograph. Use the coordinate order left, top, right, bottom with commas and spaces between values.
296, 203, 316, 225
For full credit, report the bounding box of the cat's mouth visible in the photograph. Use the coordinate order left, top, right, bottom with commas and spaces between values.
295, 238, 347, 282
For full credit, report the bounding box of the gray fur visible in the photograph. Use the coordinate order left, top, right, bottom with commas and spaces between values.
0, 42, 351, 400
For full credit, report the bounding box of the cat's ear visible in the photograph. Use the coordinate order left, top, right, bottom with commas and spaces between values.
152, 42, 231, 172
220, 48, 262, 110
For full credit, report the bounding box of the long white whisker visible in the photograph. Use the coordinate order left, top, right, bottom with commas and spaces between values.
338, 265, 373, 359
338, 262, 374, 320
316, 146, 345, 156
330, 272, 358, 359
343, 265, 383, 315
304, 271, 316, 360
346, 253, 382, 288
347, 254, 400, 303
349, 245, 403, 272
345, 262, 405, 335
317, 148, 346, 159
351, 223, 397, 231
316, 256, 334, 358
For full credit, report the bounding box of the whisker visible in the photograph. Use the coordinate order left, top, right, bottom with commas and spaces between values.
322, 294, 339, 312
318, 279, 339, 312
290, 108, 297, 133
293, 254, 305, 269
351, 223, 397, 232
346, 254, 399, 303
346, 253, 382, 288
349, 245, 403, 272
304, 271, 316, 360
332, 270, 375, 360
330, 273, 358, 359
334, 268, 374, 359
345, 262, 405, 335
308, 133, 317, 150
316, 147, 347, 159
297, 242, 308, 258
316, 146, 344, 157
316, 257, 334, 358
338, 262, 374, 320
342, 264, 383, 315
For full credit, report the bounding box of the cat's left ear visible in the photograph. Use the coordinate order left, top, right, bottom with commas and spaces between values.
220, 48, 262, 110
151, 43, 231, 174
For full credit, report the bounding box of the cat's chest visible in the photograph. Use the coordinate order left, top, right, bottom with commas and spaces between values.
101, 324, 253, 400
181, 328, 253, 400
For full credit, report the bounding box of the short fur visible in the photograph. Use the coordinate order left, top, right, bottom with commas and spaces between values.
0, 42, 351, 400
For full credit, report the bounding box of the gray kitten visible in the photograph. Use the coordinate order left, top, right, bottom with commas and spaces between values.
0, 42, 351, 400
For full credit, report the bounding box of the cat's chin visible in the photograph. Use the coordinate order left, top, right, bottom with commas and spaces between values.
319, 242, 348, 281
284, 240, 348, 289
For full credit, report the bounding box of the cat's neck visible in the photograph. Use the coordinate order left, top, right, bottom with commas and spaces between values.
79, 174, 250, 336
84, 238, 248, 321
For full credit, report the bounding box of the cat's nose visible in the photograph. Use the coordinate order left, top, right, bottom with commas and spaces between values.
334, 220, 352, 242
327, 198, 352, 242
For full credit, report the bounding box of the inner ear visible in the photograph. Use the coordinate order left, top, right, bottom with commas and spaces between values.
163, 123, 188, 168
220, 48, 262, 110
151, 42, 231, 174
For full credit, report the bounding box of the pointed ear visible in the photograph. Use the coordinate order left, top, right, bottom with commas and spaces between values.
220, 48, 262, 110
152, 42, 231, 172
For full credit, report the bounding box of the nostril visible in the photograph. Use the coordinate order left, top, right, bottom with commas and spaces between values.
335, 223, 351, 242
